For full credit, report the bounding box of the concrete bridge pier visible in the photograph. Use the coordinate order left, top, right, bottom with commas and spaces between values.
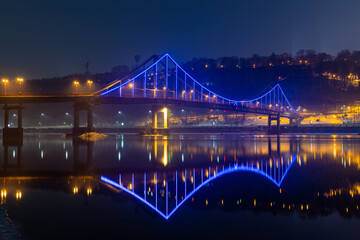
151, 106, 169, 135
2, 104, 24, 140
268, 113, 280, 134
72, 102, 94, 136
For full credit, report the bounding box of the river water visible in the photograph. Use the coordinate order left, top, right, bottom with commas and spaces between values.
1, 134, 360, 239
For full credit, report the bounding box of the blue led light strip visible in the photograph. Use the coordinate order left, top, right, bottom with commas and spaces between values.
101, 176, 168, 219
100, 54, 296, 114
100, 54, 167, 96
155, 63, 158, 98
144, 72, 146, 97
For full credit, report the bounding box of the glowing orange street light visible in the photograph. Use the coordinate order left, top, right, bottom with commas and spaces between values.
2, 79, 9, 96
17, 77, 24, 94
73, 81, 79, 95
87, 80, 93, 90
163, 86, 167, 97
129, 83, 133, 88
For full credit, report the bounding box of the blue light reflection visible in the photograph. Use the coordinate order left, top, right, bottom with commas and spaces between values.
101, 154, 296, 220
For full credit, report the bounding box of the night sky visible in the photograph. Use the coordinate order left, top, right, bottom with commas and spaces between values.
1, 0, 359, 79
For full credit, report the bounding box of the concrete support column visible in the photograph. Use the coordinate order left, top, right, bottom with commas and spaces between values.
152, 110, 158, 129
163, 108, 168, 129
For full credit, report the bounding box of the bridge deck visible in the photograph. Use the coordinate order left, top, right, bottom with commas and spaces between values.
0, 95, 297, 118
97, 96, 296, 118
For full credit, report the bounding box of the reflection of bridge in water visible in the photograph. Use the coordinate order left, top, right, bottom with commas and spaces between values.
1, 137, 94, 177
101, 153, 296, 220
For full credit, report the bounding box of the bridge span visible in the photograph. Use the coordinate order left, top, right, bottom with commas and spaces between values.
0, 54, 299, 139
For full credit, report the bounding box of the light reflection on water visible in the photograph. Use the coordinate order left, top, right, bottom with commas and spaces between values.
101, 153, 296, 219
1, 134, 360, 238
2, 134, 360, 171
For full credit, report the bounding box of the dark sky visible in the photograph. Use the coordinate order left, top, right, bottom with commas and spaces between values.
1, 0, 359, 79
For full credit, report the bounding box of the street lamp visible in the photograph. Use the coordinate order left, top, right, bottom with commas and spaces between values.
2, 79, 9, 96
87, 80, 93, 91
73, 81, 79, 95
17, 77, 24, 95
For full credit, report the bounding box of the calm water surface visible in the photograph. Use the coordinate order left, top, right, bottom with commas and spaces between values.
1, 134, 360, 239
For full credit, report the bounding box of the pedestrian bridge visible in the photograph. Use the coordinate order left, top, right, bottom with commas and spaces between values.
0, 54, 299, 138
97, 54, 298, 119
